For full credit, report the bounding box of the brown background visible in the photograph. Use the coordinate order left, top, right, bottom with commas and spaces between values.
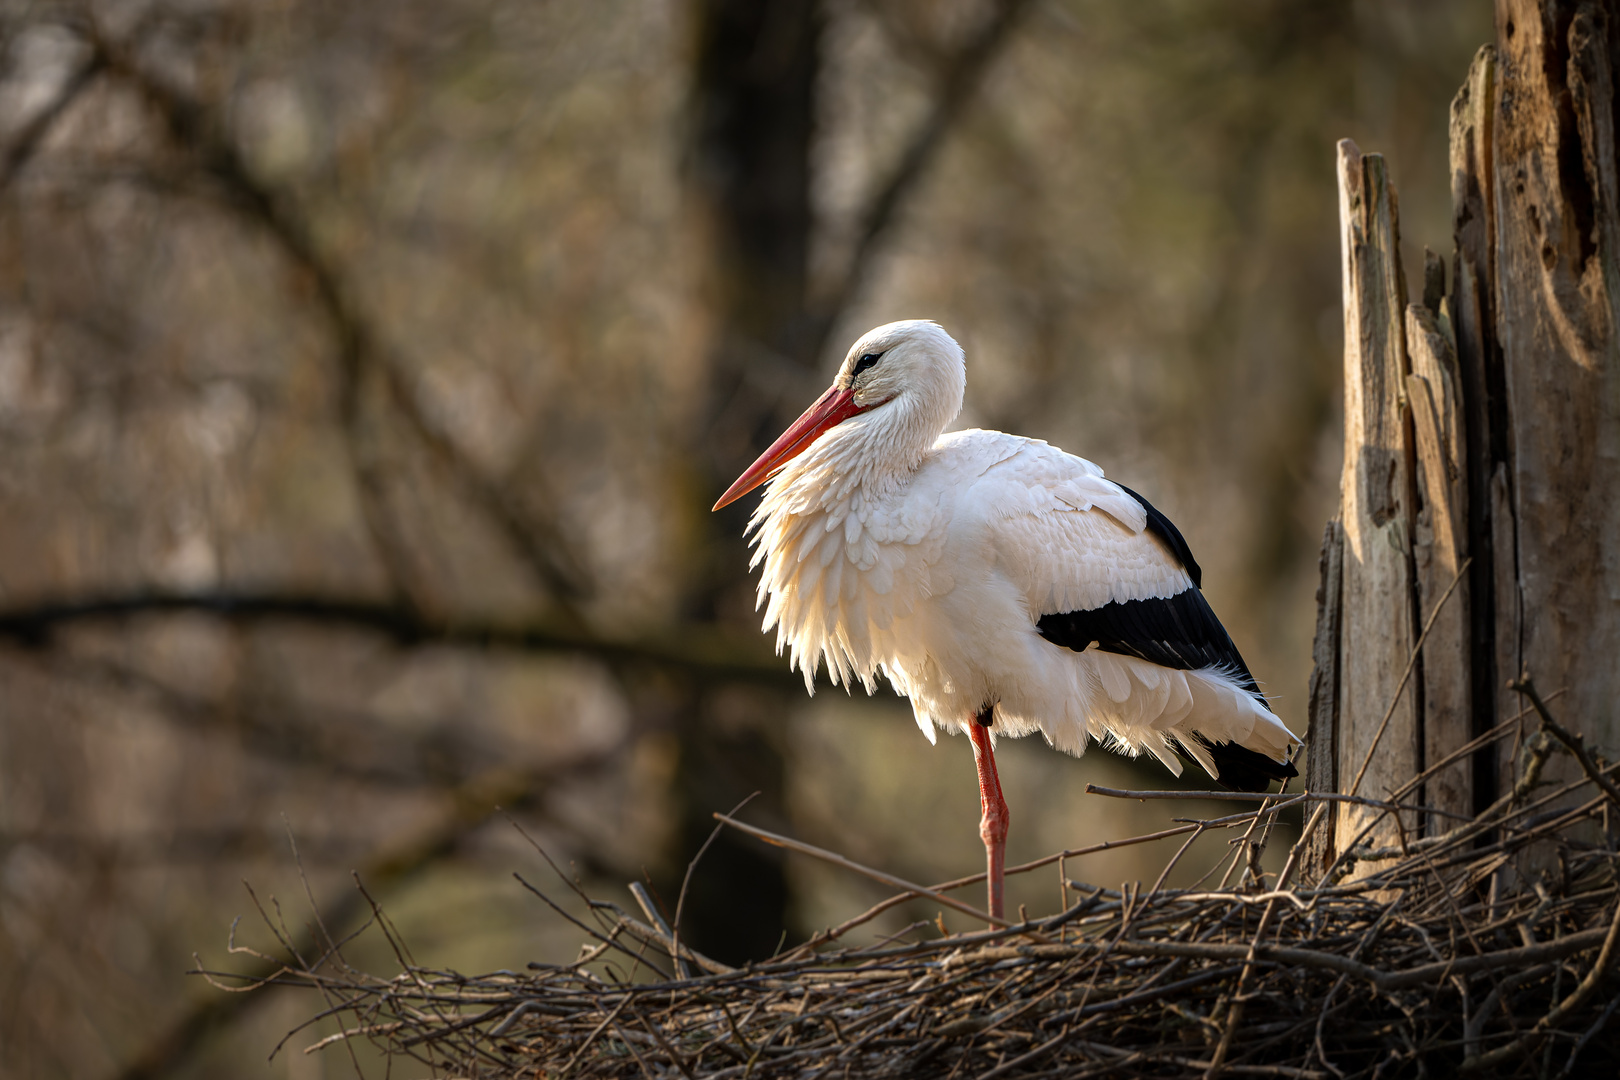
0, 2, 1489, 1077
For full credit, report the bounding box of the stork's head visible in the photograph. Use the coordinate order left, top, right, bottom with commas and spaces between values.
713, 320, 965, 510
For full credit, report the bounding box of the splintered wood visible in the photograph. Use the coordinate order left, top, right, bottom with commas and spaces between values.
1490, 0, 1620, 787
1405, 298, 1471, 832
1315, 0, 1620, 876
1327, 139, 1425, 862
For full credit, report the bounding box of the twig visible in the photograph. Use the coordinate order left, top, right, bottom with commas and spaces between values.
1509, 675, 1620, 807
556, 995, 635, 1078
301, 1021, 407, 1055
1317, 730, 1559, 888
630, 1001, 698, 1080
1084, 786, 1466, 820
0, 590, 799, 687
508, 877, 669, 983
1104, 924, 1614, 990
226, 712, 1620, 1079
674, 793, 760, 978
629, 883, 689, 980
1385, 694, 1562, 804
588, 901, 736, 977
713, 812, 1020, 932
1462, 962, 1557, 1056
1219, 790, 1279, 891
0, 52, 104, 188
246, 789, 1620, 1078
1204, 802, 1328, 1078
1560, 991, 1620, 1078
1460, 898, 1620, 1073
1000, 801, 1310, 884
1346, 558, 1471, 798
778, 802, 1310, 960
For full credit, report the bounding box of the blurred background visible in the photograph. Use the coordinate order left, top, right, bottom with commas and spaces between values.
0, 1, 1490, 1077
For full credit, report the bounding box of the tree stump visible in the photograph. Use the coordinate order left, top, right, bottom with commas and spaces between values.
1307, 0, 1620, 879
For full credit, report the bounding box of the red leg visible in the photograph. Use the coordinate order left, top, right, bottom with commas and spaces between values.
968, 714, 1009, 922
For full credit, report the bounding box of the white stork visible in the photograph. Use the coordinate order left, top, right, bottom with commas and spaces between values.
713, 320, 1297, 920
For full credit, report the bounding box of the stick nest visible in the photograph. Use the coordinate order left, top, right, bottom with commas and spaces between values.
217, 717, 1620, 1079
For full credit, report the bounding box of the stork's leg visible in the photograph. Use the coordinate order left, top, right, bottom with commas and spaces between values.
968, 709, 1009, 922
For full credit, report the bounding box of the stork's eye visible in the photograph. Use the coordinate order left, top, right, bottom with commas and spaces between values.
853, 351, 884, 376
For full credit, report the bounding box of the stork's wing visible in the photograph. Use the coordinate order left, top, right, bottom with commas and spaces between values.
965, 437, 1190, 610
959, 440, 1289, 786
958, 436, 1294, 788
967, 438, 1263, 696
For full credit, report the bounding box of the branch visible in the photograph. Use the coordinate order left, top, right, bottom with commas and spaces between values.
1458, 898, 1620, 1073
1346, 556, 1471, 798
1105, 923, 1616, 993
41, 651, 514, 790
1205, 801, 1330, 1077
0, 589, 802, 688
84, 22, 590, 610
778, 799, 1326, 960
714, 812, 1022, 932
804, 0, 1031, 359
0, 826, 374, 865
1084, 784, 1471, 821
1509, 675, 1620, 807
81, 24, 426, 603
118, 752, 624, 1080
610, 892, 735, 978
0, 50, 103, 189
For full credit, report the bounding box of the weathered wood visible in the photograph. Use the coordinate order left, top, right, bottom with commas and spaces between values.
1406, 299, 1471, 830
1492, 0, 1620, 773
1335, 139, 1419, 849
1303, 518, 1343, 882
1491, 463, 1521, 805
1316, 3, 1620, 865
1448, 43, 1503, 815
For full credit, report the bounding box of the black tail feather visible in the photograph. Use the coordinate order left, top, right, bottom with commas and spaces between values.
1174, 734, 1297, 793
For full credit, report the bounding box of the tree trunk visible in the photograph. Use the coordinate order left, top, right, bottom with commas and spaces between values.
1329, 140, 1422, 857
676, 0, 823, 964
1308, 0, 1620, 877
1490, 0, 1620, 788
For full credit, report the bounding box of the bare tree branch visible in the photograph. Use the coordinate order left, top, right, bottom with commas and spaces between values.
805, 0, 1032, 361
1509, 675, 1620, 808
113, 751, 630, 1080
0, 50, 102, 189
0, 826, 380, 865
40, 652, 536, 789
0, 590, 805, 688
82, 20, 592, 613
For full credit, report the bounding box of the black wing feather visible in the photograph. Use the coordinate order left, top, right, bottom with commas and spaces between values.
1037, 588, 1261, 697
1182, 735, 1298, 792
1036, 484, 1295, 791
1114, 483, 1201, 588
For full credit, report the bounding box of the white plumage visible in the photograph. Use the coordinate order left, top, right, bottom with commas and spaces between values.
728, 320, 1294, 774
714, 320, 1297, 918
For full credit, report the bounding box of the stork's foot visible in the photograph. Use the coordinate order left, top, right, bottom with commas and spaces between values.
968, 714, 1009, 922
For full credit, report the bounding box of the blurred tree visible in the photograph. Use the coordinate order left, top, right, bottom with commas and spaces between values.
677, 0, 1029, 966
677, 0, 822, 966
0, 1, 1491, 1077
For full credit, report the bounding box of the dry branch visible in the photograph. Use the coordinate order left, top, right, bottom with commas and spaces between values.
0, 590, 800, 687
121, 744, 630, 1080
804, 0, 1032, 360
82, 15, 590, 610
235, 760, 1620, 1079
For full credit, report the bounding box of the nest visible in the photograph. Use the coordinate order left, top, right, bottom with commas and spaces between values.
216, 705, 1620, 1079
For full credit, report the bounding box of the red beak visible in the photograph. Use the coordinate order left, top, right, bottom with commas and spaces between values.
712, 385, 867, 510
